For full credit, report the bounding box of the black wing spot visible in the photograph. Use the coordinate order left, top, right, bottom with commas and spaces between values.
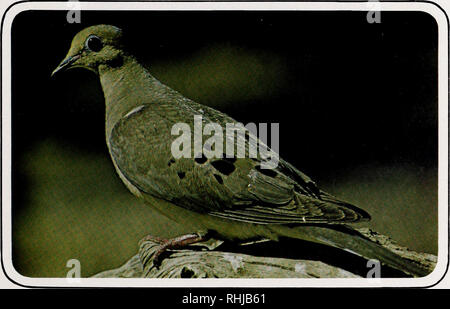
213, 174, 224, 184
194, 154, 208, 164
177, 171, 186, 179
168, 158, 176, 167
262, 156, 272, 162
211, 159, 235, 176
255, 165, 278, 178
222, 153, 237, 163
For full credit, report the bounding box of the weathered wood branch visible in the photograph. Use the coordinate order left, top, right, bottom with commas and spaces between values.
92, 228, 436, 278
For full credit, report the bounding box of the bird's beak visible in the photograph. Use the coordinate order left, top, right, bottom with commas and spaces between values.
51, 54, 81, 77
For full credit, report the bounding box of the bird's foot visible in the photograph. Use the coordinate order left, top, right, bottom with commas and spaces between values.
141, 232, 208, 267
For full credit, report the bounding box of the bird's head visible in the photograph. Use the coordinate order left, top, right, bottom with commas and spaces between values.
52, 24, 125, 76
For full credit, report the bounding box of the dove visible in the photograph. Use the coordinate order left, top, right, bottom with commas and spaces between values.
52, 24, 429, 277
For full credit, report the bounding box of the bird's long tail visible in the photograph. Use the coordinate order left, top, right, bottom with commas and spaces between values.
270, 224, 432, 277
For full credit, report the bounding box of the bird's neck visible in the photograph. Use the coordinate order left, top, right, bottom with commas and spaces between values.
98, 55, 179, 140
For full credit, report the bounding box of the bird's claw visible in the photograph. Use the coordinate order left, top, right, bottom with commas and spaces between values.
141, 232, 209, 268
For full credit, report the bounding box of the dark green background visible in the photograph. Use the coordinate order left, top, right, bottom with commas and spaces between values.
11, 10, 438, 277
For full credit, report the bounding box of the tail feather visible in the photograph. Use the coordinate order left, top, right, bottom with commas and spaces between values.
271, 224, 431, 277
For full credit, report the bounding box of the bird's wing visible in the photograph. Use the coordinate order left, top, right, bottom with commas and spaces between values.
109, 102, 370, 224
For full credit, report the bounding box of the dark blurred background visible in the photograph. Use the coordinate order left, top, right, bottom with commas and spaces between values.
11, 10, 438, 277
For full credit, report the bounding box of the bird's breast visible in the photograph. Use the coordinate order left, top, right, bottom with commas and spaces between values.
107, 141, 144, 199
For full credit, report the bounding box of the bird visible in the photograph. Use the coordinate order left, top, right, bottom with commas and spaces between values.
52, 24, 429, 277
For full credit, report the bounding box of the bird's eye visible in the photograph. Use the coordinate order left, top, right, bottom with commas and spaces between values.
85, 35, 103, 52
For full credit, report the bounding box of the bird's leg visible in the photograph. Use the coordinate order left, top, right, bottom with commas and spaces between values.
141, 232, 208, 267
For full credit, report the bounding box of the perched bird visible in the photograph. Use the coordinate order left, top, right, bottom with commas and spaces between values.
52, 24, 428, 277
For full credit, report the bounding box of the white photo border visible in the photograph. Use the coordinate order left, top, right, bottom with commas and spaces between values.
1, 0, 448, 288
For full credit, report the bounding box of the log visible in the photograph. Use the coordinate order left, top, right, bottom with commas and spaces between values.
92, 228, 436, 278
